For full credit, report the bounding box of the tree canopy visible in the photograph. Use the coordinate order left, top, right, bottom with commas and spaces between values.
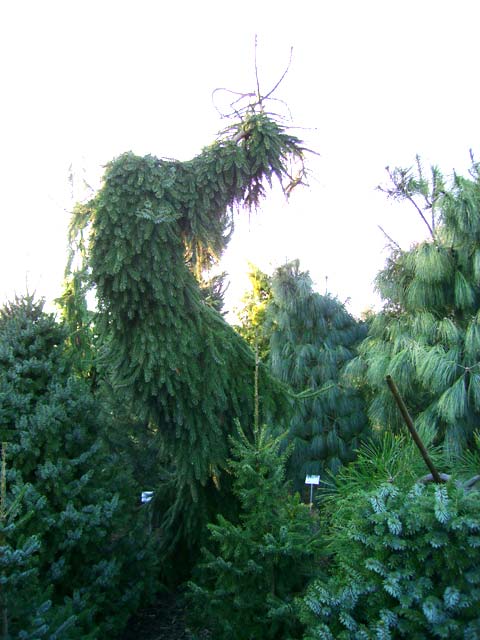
267, 261, 368, 487
348, 156, 480, 458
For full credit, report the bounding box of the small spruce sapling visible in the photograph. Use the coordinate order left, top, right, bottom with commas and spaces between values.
188, 424, 324, 640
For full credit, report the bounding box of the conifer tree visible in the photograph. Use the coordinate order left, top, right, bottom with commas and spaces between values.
234, 263, 273, 361
188, 425, 323, 640
0, 296, 158, 636
267, 261, 368, 487
347, 156, 480, 457
69, 110, 308, 557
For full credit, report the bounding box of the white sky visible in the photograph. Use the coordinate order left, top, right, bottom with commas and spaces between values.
1, 0, 479, 318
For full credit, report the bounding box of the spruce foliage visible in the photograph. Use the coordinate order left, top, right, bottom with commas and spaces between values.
300, 468, 480, 638
234, 263, 273, 361
69, 111, 306, 557
0, 442, 78, 639
56, 268, 96, 384
267, 261, 368, 487
347, 157, 480, 457
299, 434, 480, 639
188, 425, 323, 640
0, 296, 158, 637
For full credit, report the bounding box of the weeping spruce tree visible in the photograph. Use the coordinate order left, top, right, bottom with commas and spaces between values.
70, 108, 308, 559
347, 156, 480, 457
267, 261, 368, 488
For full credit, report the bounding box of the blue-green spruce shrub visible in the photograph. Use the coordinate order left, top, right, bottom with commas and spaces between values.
300, 480, 480, 639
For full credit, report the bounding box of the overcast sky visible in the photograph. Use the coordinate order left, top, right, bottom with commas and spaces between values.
1, 0, 479, 318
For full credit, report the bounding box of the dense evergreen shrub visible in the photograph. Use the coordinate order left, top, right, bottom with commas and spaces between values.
300, 436, 480, 639
0, 463, 77, 638
0, 296, 158, 637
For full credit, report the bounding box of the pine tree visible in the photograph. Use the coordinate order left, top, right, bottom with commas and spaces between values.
347, 156, 480, 457
0, 296, 158, 636
267, 261, 368, 488
68, 110, 307, 560
188, 425, 323, 640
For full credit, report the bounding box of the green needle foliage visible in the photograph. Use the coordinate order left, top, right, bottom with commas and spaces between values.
0, 443, 77, 639
267, 261, 368, 488
347, 156, 480, 458
301, 482, 480, 639
188, 425, 324, 640
56, 268, 97, 384
299, 434, 480, 639
69, 110, 307, 558
234, 263, 274, 361
0, 296, 158, 637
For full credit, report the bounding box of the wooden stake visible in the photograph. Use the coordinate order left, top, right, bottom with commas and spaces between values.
386, 375, 443, 483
